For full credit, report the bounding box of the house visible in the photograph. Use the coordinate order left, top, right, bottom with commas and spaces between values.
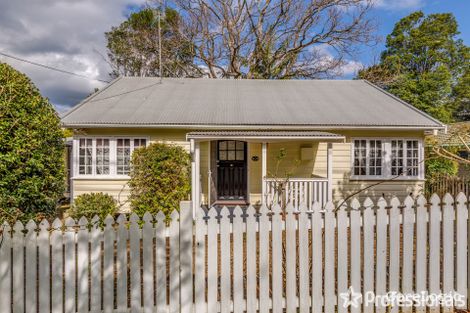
61, 77, 445, 212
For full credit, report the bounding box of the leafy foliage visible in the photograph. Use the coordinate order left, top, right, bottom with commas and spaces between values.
425, 157, 458, 179
0, 62, 65, 223
128, 143, 191, 216
68, 193, 118, 222
453, 69, 470, 120
358, 11, 469, 123
106, 8, 196, 77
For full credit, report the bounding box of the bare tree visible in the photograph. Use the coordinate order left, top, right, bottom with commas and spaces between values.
171, 0, 377, 78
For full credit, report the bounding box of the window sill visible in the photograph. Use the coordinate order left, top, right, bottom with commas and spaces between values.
72, 176, 130, 180
350, 176, 425, 182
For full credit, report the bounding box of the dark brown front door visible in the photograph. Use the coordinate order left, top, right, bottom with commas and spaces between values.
217, 140, 247, 200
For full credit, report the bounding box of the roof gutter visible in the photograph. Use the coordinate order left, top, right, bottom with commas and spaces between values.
186, 135, 346, 142
61, 123, 446, 131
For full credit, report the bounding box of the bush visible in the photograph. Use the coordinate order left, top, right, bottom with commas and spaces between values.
68, 193, 118, 221
0, 63, 65, 223
128, 143, 191, 216
425, 157, 458, 180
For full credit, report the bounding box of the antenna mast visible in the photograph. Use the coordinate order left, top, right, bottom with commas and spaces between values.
157, 2, 163, 83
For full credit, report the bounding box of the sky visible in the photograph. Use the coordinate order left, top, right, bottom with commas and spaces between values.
0, 0, 468, 113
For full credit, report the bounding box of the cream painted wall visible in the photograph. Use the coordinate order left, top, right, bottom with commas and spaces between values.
71, 128, 426, 208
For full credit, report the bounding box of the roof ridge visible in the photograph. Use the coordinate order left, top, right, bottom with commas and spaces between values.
119, 77, 361, 82
361, 79, 445, 128
60, 76, 122, 120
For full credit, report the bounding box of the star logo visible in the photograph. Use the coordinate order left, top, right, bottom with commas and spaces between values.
340, 286, 362, 308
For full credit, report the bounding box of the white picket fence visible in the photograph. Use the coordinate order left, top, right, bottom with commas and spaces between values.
0, 194, 469, 313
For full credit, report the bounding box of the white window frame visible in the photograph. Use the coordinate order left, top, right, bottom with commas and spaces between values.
350, 138, 424, 180
72, 136, 149, 179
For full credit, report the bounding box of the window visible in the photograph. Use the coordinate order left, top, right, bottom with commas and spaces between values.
352, 138, 422, 179
75, 137, 147, 177
95, 139, 110, 175
369, 140, 382, 176
78, 139, 93, 175
353, 140, 382, 176
353, 140, 367, 175
218, 140, 245, 161
117, 139, 131, 175
391, 140, 404, 175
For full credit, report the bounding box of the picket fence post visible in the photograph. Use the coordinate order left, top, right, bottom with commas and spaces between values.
415, 195, 428, 313
429, 194, 441, 313
455, 193, 468, 309
12, 221, 25, 313
0, 223, 11, 313
180, 201, 193, 313
375, 198, 387, 313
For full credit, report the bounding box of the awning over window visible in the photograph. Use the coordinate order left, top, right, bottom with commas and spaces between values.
186, 130, 345, 142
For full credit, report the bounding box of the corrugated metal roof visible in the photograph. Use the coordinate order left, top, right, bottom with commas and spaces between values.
433, 122, 470, 146
61, 77, 444, 129
186, 130, 345, 140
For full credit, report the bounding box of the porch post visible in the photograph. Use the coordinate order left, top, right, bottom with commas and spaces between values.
190, 139, 201, 217
327, 143, 333, 202
261, 142, 267, 204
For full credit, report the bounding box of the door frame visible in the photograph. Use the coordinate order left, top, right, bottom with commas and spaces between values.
213, 140, 249, 204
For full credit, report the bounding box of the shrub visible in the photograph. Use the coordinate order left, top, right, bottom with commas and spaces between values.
128, 143, 191, 216
0, 63, 65, 223
425, 157, 458, 180
68, 193, 118, 222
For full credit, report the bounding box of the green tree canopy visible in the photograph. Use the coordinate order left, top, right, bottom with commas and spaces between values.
106, 7, 197, 77
358, 11, 469, 123
0, 63, 65, 223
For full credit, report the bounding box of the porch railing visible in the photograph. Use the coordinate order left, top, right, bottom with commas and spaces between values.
263, 177, 329, 209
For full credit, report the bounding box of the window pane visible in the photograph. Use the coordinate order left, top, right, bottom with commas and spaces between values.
406, 140, 419, 176
227, 151, 236, 160
79, 138, 93, 175
368, 140, 382, 176
236, 150, 244, 161
134, 139, 146, 148
353, 140, 366, 176
227, 141, 235, 150
219, 151, 227, 160
236, 141, 244, 150
117, 139, 131, 175
391, 140, 404, 176
96, 139, 110, 175
219, 141, 227, 150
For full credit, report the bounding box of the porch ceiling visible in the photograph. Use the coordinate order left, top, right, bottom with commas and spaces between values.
186, 130, 345, 142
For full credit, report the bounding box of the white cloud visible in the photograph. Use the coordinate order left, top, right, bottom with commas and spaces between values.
0, 0, 147, 110
374, 0, 424, 10
340, 60, 364, 76
308, 44, 364, 78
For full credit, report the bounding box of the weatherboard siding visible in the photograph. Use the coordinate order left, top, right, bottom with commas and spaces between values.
71, 128, 426, 208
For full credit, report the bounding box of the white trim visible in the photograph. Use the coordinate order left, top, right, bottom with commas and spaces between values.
350, 137, 424, 180
261, 143, 267, 203
327, 143, 333, 201
72, 136, 149, 179
187, 135, 346, 141
246, 142, 251, 205
194, 141, 200, 213
207, 142, 211, 206
64, 124, 445, 131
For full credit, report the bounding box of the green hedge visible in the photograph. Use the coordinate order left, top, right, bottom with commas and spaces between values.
128, 143, 191, 216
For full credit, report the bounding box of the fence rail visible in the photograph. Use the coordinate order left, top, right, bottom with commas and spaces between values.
263, 177, 329, 209
427, 175, 470, 197
0, 195, 469, 313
